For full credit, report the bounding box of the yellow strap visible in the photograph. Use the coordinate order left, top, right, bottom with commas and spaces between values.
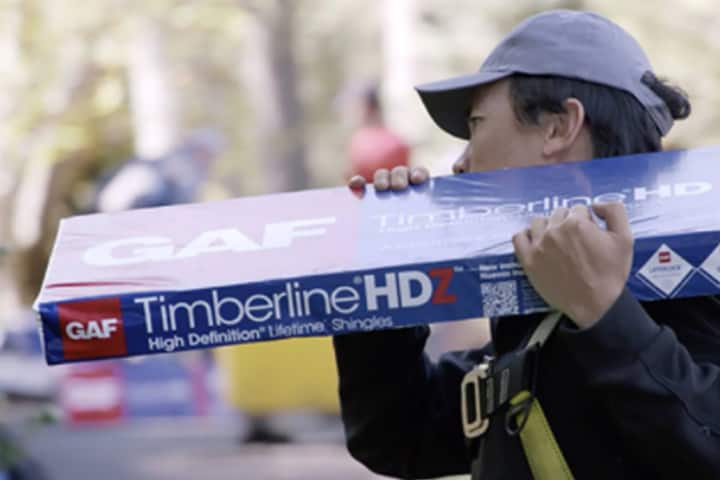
510, 391, 574, 480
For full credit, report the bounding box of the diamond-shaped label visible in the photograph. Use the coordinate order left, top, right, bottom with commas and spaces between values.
637, 244, 693, 297
700, 243, 720, 285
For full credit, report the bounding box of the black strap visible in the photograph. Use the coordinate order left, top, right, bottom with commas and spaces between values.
468, 311, 563, 478
481, 345, 539, 419
470, 437, 486, 480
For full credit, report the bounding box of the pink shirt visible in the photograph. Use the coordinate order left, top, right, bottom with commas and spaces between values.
349, 126, 410, 181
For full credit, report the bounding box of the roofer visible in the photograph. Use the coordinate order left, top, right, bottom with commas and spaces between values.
333, 10, 720, 479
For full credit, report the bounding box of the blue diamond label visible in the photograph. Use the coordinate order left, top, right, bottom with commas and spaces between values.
700, 243, 720, 285
637, 244, 693, 297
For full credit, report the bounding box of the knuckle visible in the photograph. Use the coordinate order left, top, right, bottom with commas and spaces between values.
544, 229, 561, 246
522, 253, 536, 270
563, 216, 581, 231
571, 205, 590, 219
609, 202, 625, 216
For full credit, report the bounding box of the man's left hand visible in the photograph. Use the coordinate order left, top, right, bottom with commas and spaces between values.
512, 203, 634, 329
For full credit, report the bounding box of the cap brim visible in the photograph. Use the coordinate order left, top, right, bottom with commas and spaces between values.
415, 70, 509, 139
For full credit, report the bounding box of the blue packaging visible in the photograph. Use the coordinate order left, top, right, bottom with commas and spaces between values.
35, 147, 720, 364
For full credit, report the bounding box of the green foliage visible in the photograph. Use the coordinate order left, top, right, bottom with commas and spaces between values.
3, 0, 720, 192
0, 433, 21, 470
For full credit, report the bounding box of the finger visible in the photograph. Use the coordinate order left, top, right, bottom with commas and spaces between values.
548, 207, 569, 228
348, 175, 366, 190
592, 202, 631, 237
390, 166, 410, 191
373, 169, 390, 191
568, 204, 593, 222
409, 166, 430, 185
529, 216, 548, 245
512, 229, 532, 265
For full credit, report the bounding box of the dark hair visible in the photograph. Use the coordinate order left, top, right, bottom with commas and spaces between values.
363, 85, 381, 112
508, 73, 691, 158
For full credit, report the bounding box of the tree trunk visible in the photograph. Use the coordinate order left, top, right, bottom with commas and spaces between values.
0, 0, 23, 315
127, 15, 180, 159
382, 0, 422, 140
241, 0, 309, 192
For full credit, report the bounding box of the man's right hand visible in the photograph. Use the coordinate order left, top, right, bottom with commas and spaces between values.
349, 166, 430, 191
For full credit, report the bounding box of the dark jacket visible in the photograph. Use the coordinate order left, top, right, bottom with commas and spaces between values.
333, 290, 720, 479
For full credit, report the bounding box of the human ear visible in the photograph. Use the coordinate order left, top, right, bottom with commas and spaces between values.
541, 98, 586, 158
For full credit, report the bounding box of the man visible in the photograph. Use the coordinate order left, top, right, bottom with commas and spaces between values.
345, 84, 410, 182
334, 10, 720, 479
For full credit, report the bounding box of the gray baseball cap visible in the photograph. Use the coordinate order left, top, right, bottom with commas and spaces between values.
416, 10, 674, 139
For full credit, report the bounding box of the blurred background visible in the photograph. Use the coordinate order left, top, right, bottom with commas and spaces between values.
1, 0, 719, 478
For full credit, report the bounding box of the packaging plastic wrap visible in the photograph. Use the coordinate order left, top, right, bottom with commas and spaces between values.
35, 147, 720, 364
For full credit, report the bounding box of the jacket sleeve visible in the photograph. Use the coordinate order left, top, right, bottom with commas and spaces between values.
557, 290, 720, 478
332, 326, 491, 479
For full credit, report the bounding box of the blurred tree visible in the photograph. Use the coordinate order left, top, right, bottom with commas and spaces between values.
7, 0, 127, 307
382, 0, 420, 140
0, 0, 24, 313
239, 0, 309, 192
127, 14, 180, 159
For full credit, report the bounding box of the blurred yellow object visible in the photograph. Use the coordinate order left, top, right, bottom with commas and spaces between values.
214, 337, 339, 414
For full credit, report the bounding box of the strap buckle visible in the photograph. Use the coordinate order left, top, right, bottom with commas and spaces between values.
461, 356, 493, 439
461, 312, 560, 441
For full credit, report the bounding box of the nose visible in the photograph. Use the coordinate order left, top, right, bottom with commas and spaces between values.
452, 145, 470, 174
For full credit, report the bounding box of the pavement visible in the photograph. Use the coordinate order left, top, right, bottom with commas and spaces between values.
2, 402, 471, 480
0, 318, 481, 480
2, 401, 389, 480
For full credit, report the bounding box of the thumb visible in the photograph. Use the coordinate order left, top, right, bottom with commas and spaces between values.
592, 202, 631, 237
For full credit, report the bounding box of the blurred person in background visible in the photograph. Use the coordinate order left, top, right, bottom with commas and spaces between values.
341, 81, 490, 360
344, 83, 410, 183
94, 128, 224, 212
334, 9, 720, 480
206, 87, 416, 446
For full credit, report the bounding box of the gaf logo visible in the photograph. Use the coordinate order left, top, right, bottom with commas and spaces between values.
659, 251, 671, 264
66, 317, 120, 340
83, 217, 337, 267
58, 297, 127, 360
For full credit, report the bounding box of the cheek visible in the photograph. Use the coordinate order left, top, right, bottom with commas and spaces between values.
487, 122, 546, 170
505, 133, 546, 168
468, 131, 507, 172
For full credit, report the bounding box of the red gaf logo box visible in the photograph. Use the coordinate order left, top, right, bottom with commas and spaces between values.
659, 251, 672, 264
57, 297, 127, 360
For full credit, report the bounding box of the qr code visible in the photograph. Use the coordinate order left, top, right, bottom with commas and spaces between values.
481, 281, 519, 316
